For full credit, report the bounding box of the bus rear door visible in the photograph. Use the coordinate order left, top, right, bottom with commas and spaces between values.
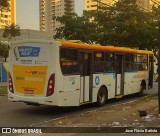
79, 52, 93, 104
115, 54, 124, 98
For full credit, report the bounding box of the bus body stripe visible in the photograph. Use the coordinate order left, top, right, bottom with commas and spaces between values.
61, 42, 153, 54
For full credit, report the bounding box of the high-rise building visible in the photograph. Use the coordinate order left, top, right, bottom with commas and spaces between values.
85, 0, 151, 12
85, 0, 117, 11
0, 0, 16, 29
40, 0, 75, 32
150, 0, 160, 8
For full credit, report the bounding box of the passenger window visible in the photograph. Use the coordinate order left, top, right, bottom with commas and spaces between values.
125, 54, 134, 72
60, 48, 79, 75
136, 54, 148, 70
93, 52, 105, 73
105, 52, 115, 72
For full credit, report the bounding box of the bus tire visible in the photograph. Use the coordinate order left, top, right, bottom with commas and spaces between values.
97, 87, 107, 107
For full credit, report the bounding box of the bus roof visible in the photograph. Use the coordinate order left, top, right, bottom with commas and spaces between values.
61, 41, 153, 54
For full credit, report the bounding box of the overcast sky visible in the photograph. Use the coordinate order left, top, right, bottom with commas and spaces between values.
16, 0, 84, 30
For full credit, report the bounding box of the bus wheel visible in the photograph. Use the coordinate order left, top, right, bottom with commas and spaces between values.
97, 87, 107, 107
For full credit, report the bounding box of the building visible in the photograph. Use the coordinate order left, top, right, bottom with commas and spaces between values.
85, 0, 151, 12
0, 0, 16, 29
39, 0, 75, 32
85, 0, 117, 11
150, 0, 160, 8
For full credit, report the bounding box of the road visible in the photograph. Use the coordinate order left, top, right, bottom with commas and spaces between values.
0, 83, 158, 127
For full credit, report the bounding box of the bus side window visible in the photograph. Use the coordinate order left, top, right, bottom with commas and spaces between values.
93, 52, 105, 73
136, 54, 148, 71
125, 54, 134, 72
126, 63, 132, 71
60, 48, 79, 75
104, 52, 115, 72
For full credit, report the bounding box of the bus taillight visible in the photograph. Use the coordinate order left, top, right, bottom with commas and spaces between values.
46, 74, 55, 97
8, 72, 14, 94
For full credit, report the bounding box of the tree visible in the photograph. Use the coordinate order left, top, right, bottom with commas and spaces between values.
3, 23, 20, 42
0, 42, 9, 62
92, 0, 157, 49
54, 13, 99, 44
0, 0, 10, 62
54, 0, 158, 52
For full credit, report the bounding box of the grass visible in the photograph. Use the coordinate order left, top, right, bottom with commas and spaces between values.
0, 86, 7, 95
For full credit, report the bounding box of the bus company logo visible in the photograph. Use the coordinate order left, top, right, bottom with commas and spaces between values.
95, 76, 100, 85
18, 46, 40, 57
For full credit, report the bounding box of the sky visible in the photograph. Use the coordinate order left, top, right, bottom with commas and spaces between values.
16, 0, 84, 30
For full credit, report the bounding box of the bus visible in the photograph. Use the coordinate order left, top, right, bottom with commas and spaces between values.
8, 39, 154, 107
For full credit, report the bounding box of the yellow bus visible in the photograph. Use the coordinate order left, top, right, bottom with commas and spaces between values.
8, 39, 154, 106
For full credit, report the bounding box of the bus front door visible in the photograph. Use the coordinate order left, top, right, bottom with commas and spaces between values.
79, 52, 93, 103
115, 55, 124, 97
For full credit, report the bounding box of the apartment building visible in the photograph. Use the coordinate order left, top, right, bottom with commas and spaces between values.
39, 0, 75, 32
0, 0, 16, 29
150, 0, 160, 8
85, 0, 151, 12
85, 0, 117, 11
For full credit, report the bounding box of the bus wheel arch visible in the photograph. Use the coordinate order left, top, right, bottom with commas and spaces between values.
97, 85, 108, 107
139, 80, 146, 96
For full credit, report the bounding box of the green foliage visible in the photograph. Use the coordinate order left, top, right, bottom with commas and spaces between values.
54, 0, 160, 52
3, 24, 20, 41
54, 13, 98, 44
0, 42, 9, 62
